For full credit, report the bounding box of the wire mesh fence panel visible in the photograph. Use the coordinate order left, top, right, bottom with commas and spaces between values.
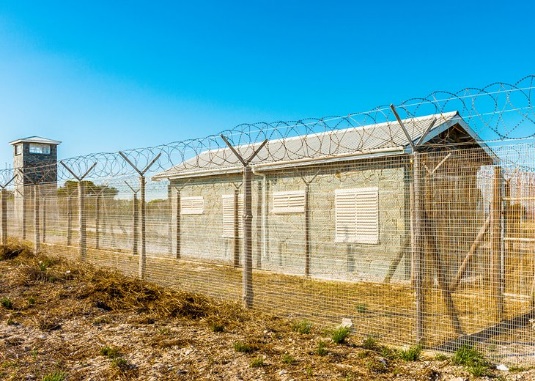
2, 76, 535, 364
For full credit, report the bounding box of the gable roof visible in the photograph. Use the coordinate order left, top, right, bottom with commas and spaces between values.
10, 136, 61, 146
153, 112, 495, 180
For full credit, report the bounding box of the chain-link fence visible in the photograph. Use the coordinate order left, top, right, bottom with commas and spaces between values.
1, 75, 535, 364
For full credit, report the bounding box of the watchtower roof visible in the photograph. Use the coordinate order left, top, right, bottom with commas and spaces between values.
9, 136, 61, 146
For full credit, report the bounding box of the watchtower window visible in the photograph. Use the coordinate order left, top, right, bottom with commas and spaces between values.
14, 144, 22, 155
29, 143, 51, 155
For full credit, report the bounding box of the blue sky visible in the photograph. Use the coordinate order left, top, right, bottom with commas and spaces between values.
0, 0, 533, 168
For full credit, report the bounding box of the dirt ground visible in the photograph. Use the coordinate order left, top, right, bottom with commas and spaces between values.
1, 242, 534, 381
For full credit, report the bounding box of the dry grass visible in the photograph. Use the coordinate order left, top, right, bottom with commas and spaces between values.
1, 242, 532, 380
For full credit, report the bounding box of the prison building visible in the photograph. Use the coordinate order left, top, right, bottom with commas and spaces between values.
153, 112, 496, 283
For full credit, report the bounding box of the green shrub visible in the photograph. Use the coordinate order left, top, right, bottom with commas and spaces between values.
316, 340, 328, 356
42, 371, 66, 381
100, 346, 121, 359
331, 326, 351, 344
234, 341, 254, 353
1, 296, 13, 309
282, 353, 296, 364
452, 344, 491, 377
250, 356, 264, 368
111, 357, 128, 370
399, 345, 422, 361
292, 319, 312, 334
362, 336, 378, 350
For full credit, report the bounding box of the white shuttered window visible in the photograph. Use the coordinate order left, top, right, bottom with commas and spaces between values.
334, 187, 379, 244
222, 194, 243, 238
181, 196, 204, 215
272, 190, 306, 214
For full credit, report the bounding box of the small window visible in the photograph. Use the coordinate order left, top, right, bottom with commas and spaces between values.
14, 144, 22, 156
334, 187, 379, 244
181, 196, 204, 215
272, 190, 306, 214
222, 194, 243, 238
29, 143, 51, 155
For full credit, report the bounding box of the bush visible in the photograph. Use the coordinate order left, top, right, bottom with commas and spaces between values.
100, 346, 121, 359
282, 353, 296, 364
331, 326, 351, 344
42, 371, 66, 381
292, 319, 312, 334
399, 345, 422, 361
452, 344, 491, 377
1, 296, 13, 309
234, 341, 254, 353
250, 356, 264, 368
362, 336, 379, 350
316, 340, 328, 356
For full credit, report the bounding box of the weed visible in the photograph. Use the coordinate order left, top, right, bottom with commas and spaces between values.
316, 340, 328, 356
380, 346, 398, 360
435, 353, 449, 361
42, 371, 66, 381
356, 303, 368, 314
362, 336, 378, 350
292, 319, 312, 334
366, 357, 389, 374
111, 357, 129, 370
92, 316, 111, 326
331, 326, 350, 344
250, 356, 264, 368
452, 344, 491, 377
100, 346, 121, 359
399, 345, 422, 361
6, 318, 17, 326
282, 353, 296, 365
1, 297, 13, 309
234, 341, 254, 353
210, 321, 225, 333
27, 296, 36, 305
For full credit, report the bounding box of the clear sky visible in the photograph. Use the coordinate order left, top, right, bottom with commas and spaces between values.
0, 0, 533, 168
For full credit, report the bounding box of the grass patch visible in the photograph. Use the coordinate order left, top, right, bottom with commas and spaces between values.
1, 297, 13, 309
316, 340, 328, 356
282, 353, 296, 365
452, 344, 491, 377
42, 371, 66, 381
399, 345, 422, 361
250, 356, 264, 368
234, 341, 254, 354
362, 336, 379, 350
292, 319, 312, 334
111, 357, 129, 370
100, 346, 121, 359
331, 326, 351, 344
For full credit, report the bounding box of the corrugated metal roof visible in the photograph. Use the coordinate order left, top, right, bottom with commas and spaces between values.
10, 136, 62, 145
153, 111, 487, 180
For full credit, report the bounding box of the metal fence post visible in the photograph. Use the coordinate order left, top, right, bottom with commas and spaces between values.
78, 180, 86, 261
221, 135, 267, 309
0, 188, 7, 246
119, 152, 161, 280
34, 184, 40, 252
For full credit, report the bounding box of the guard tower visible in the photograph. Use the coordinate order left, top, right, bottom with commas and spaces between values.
10, 136, 61, 237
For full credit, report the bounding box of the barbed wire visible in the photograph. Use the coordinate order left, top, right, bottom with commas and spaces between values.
0, 75, 534, 184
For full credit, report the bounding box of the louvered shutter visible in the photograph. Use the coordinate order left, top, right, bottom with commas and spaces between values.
272, 190, 306, 214
222, 194, 243, 237
181, 196, 204, 215
335, 187, 378, 244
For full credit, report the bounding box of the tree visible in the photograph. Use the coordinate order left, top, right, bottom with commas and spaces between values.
57, 180, 118, 198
